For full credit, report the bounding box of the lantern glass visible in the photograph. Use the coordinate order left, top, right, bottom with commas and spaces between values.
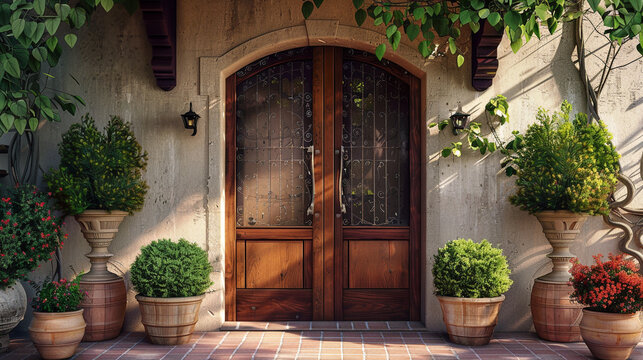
181, 103, 201, 136
449, 104, 470, 135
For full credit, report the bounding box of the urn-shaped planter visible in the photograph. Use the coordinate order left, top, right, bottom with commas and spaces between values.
580, 309, 642, 360
136, 294, 204, 345
0, 283, 27, 352
29, 309, 86, 360
437, 295, 505, 346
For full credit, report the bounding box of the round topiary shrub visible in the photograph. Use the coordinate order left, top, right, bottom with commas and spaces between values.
433, 238, 512, 298
130, 239, 213, 298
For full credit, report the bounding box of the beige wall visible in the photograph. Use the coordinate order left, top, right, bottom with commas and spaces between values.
17, 0, 642, 332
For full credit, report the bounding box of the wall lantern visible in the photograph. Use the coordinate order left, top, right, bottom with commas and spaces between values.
450, 103, 470, 135
181, 102, 201, 136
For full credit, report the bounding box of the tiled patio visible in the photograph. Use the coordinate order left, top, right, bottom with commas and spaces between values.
3, 330, 642, 360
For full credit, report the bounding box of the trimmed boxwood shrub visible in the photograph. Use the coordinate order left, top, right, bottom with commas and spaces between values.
433, 239, 512, 298
130, 239, 213, 298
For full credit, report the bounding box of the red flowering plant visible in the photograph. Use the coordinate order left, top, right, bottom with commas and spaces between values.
569, 254, 643, 314
32, 277, 85, 313
0, 185, 67, 290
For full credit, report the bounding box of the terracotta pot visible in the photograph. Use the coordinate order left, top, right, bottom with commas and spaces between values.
29, 309, 86, 360
436, 295, 505, 346
136, 294, 204, 345
530, 280, 583, 342
534, 210, 588, 282
580, 309, 642, 360
74, 209, 128, 282
79, 278, 127, 341
0, 283, 27, 352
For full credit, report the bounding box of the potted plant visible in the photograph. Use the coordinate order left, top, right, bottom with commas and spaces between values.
508, 101, 620, 341
570, 254, 643, 360
29, 277, 86, 360
45, 114, 148, 341
0, 185, 65, 352
130, 239, 212, 345
433, 239, 512, 346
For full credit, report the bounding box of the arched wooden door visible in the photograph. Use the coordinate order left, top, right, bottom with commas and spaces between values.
225, 47, 421, 321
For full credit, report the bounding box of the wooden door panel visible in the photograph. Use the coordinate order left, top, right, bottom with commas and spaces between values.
348, 240, 409, 289
236, 241, 246, 288
237, 289, 313, 321
342, 289, 409, 320
246, 241, 304, 289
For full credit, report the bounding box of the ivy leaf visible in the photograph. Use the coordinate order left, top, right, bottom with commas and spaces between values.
313, 0, 323, 7
3, 55, 20, 78
535, 4, 551, 20
55, 4, 71, 20
375, 43, 386, 60
406, 23, 420, 41
418, 40, 430, 57
0, 93, 5, 111
469, 21, 480, 33
386, 24, 398, 39
352, 0, 363, 9
478, 9, 490, 19
33, 23, 45, 43
631, 0, 642, 11
510, 37, 523, 53
10, 99, 27, 117
355, 9, 367, 26
101, 0, 114, 12
301, 1, 314, 18
46, 36, 58, 52
391, 30, 401, 50
11, 18, 25, 38
413, 7, 425, 21
452, 148, 461, 157
45, 17, 61, 36
64, 34, 77, 48
441, 148, 452, 157
487, 12, 501, 26
457, 54, 465, 67
34, 0, 45, 15
14, 118, 26, 134
29, 117, 39, 131
448, 37, 457, 54
383, 12, 393, 25
0, 113, 14, 131
547, 18, 558, 33
434, 17, 449, 36
471, 0, 485, 10
460, 10, 471, 25
438, 119, 449, 131
488, 142, 497, 152
587, 0, 601, 11
637, 43, 643, 56
504, 11, 521, 30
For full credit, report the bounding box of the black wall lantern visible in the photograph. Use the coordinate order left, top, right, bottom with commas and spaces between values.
181, 102, 201, 136
450, 103, 470, 135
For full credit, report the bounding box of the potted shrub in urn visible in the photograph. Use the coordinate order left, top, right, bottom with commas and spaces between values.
570, 254, 643, 360
0, 185, 65, 352
29, 277, 86, 360
433, 239, 512, 346
45, 114, 148, 341
508, 101, 620, 342
130, 239, 213, 345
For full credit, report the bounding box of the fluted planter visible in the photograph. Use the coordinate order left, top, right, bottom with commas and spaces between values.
136, 294, 204, 345
0, 283, 27, 352
29, 309, 86, 360
437, 295, 505, 346
580, 309, 642, 360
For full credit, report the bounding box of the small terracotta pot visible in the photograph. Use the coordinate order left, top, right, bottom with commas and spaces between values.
136, 294, 204, 345
436, 295, 505, 346
29, 309, 86, 360
580, 309, 642, 360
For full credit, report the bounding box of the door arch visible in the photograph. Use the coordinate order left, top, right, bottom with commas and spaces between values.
225, 47, 421, 321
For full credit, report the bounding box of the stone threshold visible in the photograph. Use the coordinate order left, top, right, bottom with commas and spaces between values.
220, 321, 428, 331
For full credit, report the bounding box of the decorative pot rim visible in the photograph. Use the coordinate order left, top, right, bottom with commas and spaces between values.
436, 294, 505, 303
582, 308, 641, 318
135, 294, 206, 303
75, 209, 129, 216
32, 309, 84, 317
534, 210, 589, 218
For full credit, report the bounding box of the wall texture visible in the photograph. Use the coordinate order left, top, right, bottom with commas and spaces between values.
13, 0, 642, 333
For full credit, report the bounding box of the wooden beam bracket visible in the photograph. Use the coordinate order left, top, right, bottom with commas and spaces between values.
471, 21, 503, 91
140, 0, 176, 91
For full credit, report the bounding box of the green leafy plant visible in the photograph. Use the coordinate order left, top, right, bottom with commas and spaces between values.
509, 101, 620, 215
130, 238, 213, 298
0, 0, 137, 134
31, 276, 84, 312
303, 1, 641, 65
44, 114, 148, 215
0, 184, 65, 290
433, 238, 512, 298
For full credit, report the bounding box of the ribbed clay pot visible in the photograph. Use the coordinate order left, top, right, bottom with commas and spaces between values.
530, 280, 583, 342
29, 309, 86, 360
0, 283, 27, 352
580, 309, 642, 360
437, 295, 505, 346
136, 294, 204, 345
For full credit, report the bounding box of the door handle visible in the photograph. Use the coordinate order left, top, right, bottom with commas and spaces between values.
306, 145, 315, 215
339, 145, 347, 214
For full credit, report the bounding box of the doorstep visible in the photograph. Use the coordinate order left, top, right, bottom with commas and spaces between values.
220, 321, 428, 331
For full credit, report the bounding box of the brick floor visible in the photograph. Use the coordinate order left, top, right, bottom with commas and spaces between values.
1, 331, 642, 360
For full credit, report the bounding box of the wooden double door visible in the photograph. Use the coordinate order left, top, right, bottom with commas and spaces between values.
225, 47, 421, 321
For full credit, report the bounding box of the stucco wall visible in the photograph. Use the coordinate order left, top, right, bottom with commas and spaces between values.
13, 0, 642, 333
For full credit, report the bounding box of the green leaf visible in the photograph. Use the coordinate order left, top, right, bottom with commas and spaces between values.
46, 36, 58, 52
438, 119, 449, 131
55, 3, 71, 20
10, 99, 27, 116
23, 21, 36, 41
471, 0, 485, 10
632, 0, 643, 11
487, 12, 501, 26
33, 23, 45, 43
3, 55, 20, 78
406, 23, 420, 41
488, 142, 497, 152
478, 9, 490, 19
69, 8, 87, 28
510, 37, 523, 53
14, 118, 26, 134
375, 43, 386, 60
313, 0, 323, 7
373, 6, 383, 16
413, 7, 425, 20
64, 33, 77, 48
637, 43, 643, 56
535, 4, 551, 20
441, 148, 452, 157
460, 10, 471, 25
469, 21, 480, 33
547, 17, 558, 33
302, 1, 314, 18
0, 93, 5, 111
434, 3, 442, 15
0, 113, 14, 130
11, 18, 25, 38
383, 12, 393, 25
452, 148, 461, 157
355, 9, 367, 26
28, 117, 38, 131
587, 0, 600, 11
448, 37, 457, 54
504, 11, 521, 30
352, 0, 363, 8
45, 17, 61, 36
457, 54, 465, 67
391, 30, 401, 50
434, 16, 449, 36
34, 0, 45, 15
418, 40, 430, 57
101, 0, 114, 12
386, 24, 398, 38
